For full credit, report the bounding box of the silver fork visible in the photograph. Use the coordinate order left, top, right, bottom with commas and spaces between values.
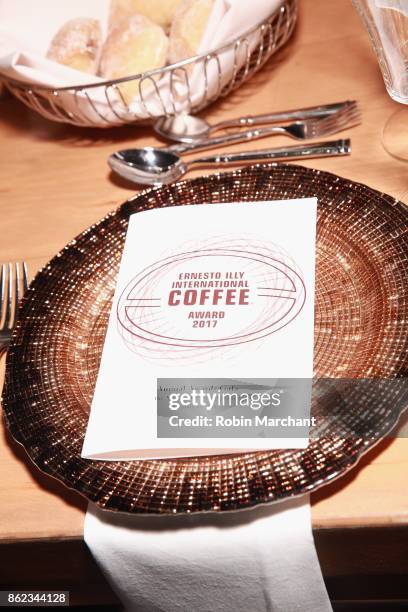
0, 262, 28, 354
277, 102, 361, 140
168, 102, 361, 154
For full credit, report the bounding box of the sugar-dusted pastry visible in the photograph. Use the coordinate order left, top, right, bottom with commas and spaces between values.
168, 0, 214, 64
47, 18, 102, 74
109, 0, 185, 31
99, 15, 168, 104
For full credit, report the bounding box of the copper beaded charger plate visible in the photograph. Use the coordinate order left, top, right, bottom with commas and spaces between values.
2, 164, 408, 514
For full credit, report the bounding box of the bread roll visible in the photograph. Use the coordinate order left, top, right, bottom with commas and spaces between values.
47, 18, 102, 74
109, 0, 185, 31
168, 0, 214, 64
99, 15, 168, 105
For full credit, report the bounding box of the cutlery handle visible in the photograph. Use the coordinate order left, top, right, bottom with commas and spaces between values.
211, 101, 354, 131
168, 124, 286, 154
191, 140, 351, 165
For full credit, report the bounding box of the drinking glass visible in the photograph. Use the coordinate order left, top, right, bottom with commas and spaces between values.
353, 0, 408, 160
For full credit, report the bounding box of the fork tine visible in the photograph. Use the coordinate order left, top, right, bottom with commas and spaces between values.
317, 107, 361, 131
12, 262, 27, 328
311, 105, 362, 137
328, 104, 361, 124
342, 100, 359, 113
5, 262, 13, 330
0, 262, 28, 335
0, 264, 5, 330
15, 262, 21, 315
320, 111, 361, 133
332, 106, 361, 124
317, 102, 360, 123
22, 262, 28, 295
297, 103, 361, 139
339, 100, 359, 113
316, 115, 360, 135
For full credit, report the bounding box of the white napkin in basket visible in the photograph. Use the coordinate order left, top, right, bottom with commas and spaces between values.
0, 0, 281, 125
85, 495, 333, 612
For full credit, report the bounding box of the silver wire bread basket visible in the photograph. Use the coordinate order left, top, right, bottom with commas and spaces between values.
1, 0, 297, 127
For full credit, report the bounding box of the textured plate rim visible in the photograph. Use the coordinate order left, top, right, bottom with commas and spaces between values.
2, 162, 407, 515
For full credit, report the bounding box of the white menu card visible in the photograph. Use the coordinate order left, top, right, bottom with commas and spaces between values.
82, 199, 317, 460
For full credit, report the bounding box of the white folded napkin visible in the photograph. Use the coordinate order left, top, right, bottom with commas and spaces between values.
0, 0, 281, 125
85, 495, 332, 612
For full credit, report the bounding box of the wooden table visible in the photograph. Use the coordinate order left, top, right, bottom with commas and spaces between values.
1, 0, 407, 608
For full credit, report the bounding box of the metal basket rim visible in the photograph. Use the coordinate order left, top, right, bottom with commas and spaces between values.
0, 0, 296, 93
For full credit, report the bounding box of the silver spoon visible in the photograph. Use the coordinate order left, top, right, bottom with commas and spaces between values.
109, 139, 351, 186
154, 101, 356, 144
